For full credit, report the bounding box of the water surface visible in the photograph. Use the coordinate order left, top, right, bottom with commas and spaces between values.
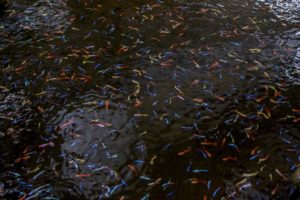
0, 0, 299, 199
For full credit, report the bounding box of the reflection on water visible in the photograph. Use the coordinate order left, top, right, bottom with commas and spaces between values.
0, 0, 299, 199
0, 90, 33, 143
50, 92, 146, 199
260, 0, 300, 84
257, 0, 300, 23
270, 0, 300, 23
0, 0, 70, 49
8, 0, 69, 31
275, 28, 300, 84
296, 47, 300, 72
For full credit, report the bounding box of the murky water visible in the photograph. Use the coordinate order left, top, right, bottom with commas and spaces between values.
0, 0, 299, 199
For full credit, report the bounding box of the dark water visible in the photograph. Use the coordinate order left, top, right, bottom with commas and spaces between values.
0, 0, 299, 199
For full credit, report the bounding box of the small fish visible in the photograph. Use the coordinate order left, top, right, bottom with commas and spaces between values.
189, 178, 207, 185
193, 98, 204, 103
76, 174, 92, 178
148, 178, 162, 186
91, 122, 112, 127
134, 114, 148, 117
128, 164, 138, 176
177, 147, 192, 156
140, 176, 152, 181
235, 178, 247, 188
215, 95, 225, 101
242, 171, 258, 177
212, 187, 221, 197
105, 100, 109, 110
210, 61, 220, 69
192, 169, 208, 173
38, 141, 54, 148
150, 155, 157, 165
275, 168, 288, 181
192, 60, 200, 68
239, 183, 252, 191
222, 156, 237, 161
234, 110, 247, 118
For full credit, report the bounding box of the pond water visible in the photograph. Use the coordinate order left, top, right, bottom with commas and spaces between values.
0, 0, 299, 199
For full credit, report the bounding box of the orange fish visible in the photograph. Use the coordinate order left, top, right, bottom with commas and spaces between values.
76, 174, 92, 178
